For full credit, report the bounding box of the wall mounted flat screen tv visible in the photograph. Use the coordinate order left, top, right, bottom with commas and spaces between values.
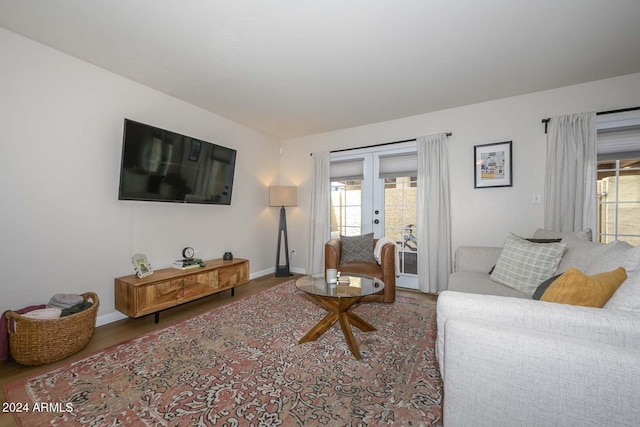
118, 119, 237, 205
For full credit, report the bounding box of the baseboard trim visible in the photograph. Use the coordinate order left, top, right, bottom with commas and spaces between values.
250, 268, 273, 279
96, 311, 128, 327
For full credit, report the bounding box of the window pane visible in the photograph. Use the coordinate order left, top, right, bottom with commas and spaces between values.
596, 158, 640, 243
384, 176, 417, 275
619, 235, 640, 246
330, 180, 362, 236
618, 201, 640, 237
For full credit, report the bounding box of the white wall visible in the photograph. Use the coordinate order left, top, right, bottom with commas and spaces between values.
281, 73, 640, 273
0, 28, 282, 322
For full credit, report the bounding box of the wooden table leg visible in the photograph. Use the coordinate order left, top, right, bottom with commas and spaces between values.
345, 311, 376, 332
299, 311, 339, 343
300, 294, 376, 359
338, 312, 362, 359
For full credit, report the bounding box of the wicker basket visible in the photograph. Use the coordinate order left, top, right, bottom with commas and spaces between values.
6, 292, 99, 366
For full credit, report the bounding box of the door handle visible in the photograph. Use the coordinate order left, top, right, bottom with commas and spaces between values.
374, 219, 380, 224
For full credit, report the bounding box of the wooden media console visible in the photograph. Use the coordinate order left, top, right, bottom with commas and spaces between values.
115, 258, 249, 322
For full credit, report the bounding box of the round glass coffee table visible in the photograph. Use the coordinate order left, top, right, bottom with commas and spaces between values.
295, 274, 385, 359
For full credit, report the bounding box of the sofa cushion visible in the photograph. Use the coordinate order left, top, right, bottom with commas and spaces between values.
533, 227, 592, 241
585, 241, 640, 275
448, 272, 530, 299
340, 233, 375, 263
555, 237, 611, 274
490, 234, 567, 296
604, 270, 640, 312
541, 267, 627, 307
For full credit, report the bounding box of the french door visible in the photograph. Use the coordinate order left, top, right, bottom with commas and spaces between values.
329, 143, 418, 289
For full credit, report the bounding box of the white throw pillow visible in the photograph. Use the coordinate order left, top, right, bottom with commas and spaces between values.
555, 237, 610, 274
604, 270, 640, 312
490, 234, 567, 296
585, 241, 640, 275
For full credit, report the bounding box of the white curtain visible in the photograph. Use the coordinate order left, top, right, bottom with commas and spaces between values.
306, 151, 331, 275
417, 133, 452, 293
544, 112, 597, 235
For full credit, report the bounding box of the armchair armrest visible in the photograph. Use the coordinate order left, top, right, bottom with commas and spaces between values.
443, 319, 640, 427
378, 240, 396, 269
324, 238, 341, 270
453, 246, 502, 273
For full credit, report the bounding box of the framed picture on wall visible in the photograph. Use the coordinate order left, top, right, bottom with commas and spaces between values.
474, 141, 512, 188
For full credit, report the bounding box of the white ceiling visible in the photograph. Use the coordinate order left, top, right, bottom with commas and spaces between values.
1, 1, 640, 139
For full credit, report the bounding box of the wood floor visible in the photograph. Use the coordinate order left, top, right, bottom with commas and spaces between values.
0, 274, 434, 427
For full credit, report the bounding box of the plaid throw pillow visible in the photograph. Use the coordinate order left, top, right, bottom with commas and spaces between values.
490, 233, 567, 296
340, 233, 375, 263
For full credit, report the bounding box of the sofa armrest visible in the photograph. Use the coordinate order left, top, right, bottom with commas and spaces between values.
436, 291, 640, 369
453, 246, 502, 273
443, 319, 640, 427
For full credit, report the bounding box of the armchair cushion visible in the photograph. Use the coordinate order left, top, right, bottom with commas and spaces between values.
340, 233, 375, 263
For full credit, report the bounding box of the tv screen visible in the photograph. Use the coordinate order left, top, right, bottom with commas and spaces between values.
118, 119, 237, 205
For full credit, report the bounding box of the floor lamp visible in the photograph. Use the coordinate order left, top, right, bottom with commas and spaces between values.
269, 186, 297, 277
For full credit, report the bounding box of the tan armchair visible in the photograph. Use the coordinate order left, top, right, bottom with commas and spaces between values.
324, 238, 396, 303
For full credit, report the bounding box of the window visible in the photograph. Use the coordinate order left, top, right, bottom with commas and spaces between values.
330, 158, 364, 237
597, 157, 640, 245
330, 179, 363, 236
596, 111, 640, 245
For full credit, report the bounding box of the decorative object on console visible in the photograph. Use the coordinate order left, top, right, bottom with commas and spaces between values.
474, 140, 512, 188
132, 253, 153, 278
173, 246, 205, 269
182, 246, 195, 259
269, 186, 297, 277
223, 251, 233, 260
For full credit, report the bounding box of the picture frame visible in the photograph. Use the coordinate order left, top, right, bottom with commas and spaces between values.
189, 140, 202, 161
474, 141, 512, 188
132, 253, 153, 278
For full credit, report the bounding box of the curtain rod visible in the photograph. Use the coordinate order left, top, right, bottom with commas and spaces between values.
541, 106, 640, 133
309, 133, 452, 156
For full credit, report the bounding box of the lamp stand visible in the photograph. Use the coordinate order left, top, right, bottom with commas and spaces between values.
275, 206, 292, 277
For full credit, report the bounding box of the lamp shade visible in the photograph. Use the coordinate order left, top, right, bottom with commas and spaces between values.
269, 186, 297, 207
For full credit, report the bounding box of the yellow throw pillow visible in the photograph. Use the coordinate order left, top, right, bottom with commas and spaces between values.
541, 267, 627, 307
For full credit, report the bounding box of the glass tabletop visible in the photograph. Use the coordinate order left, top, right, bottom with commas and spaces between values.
295, 273, 385, 298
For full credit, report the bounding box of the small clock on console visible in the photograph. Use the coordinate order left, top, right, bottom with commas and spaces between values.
182, 247, 195, 259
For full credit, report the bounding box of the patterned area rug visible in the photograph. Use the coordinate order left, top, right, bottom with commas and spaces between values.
5, 281, 442, 426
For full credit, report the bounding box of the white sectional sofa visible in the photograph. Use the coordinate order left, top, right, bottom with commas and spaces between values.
437, 229, 640, 426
